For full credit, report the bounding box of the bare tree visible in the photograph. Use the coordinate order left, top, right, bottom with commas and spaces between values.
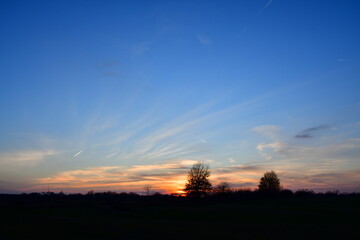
258, 170, 281, 192
143, 184, 152, 196
213, 182, 231, 194
184, 162, 212, 197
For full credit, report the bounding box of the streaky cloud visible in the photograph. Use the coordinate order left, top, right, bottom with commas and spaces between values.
295, 134, 313, 139
295, 125, 332, 139
215, 165, 262, 174
302, 125, 332, 133
33, 160, 199, 193
337, 58, 352, 62
0, 149, 60, 164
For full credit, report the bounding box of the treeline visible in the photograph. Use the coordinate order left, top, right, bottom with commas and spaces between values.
1, 163, 358, 207
182, 162, 359, 198
1, 189, 359, 209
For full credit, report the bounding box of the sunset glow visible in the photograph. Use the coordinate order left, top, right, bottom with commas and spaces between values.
0, 0, 359, 194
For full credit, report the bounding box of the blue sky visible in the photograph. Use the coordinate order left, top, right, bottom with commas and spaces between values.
0, 0, 359, 193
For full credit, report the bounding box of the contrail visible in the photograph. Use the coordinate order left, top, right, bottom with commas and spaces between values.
199, 138, 207, 143
74, 150, 84, 157
260, 0, 273, 14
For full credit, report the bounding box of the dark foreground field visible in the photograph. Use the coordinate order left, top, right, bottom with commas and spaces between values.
0, 193, 359, 240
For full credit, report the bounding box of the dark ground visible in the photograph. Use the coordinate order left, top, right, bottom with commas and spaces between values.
0, 193, 359, 240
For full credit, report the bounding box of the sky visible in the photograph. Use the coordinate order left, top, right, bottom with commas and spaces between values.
0, 0, 359, 194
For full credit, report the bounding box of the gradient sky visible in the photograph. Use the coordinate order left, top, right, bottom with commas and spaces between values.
1, 0, 359, 194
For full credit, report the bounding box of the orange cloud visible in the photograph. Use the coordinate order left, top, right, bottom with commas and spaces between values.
30, 161, 359, 193
31, 161, 268, 193
32, 160, 198, 193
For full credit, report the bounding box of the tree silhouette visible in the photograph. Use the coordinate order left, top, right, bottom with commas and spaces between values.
213, 182, 231, 194
143, 184, 152, 196
184, 162, 212, 197
258, 170, 281, 192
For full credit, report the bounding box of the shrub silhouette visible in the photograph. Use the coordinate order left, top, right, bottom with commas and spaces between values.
184, 162, 212, 197
258, 170, 281, 192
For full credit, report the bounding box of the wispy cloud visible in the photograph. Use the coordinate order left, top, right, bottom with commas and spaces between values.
256, 142, 292, 160
118, 100, 255, 161
64, 86, 291, 167
132, 42, 149, 55
280, 170, 360, 192
211, 164, 264, 188
196, 34, 212, 46
0, 149, 59, 164
215, 165, 262, 174
102, 60, 121, 67
337, 58, 352, 62
252, 125, 279, 139
255, 137, 360, 165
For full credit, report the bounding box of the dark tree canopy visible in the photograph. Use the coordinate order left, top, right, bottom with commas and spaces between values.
258, 170, 281, 192
184, 162, 212, 197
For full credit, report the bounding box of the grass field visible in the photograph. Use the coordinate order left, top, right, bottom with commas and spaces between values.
1, 194, 359, 240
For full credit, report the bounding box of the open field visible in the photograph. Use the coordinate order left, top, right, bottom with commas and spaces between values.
0, 194, 359, 240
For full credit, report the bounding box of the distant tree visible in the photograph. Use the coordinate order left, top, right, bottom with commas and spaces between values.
213, 182, 231, 194
143, 184, 152, 196
325, 190, 339, 196
295, 189, 315, 197
258, 170, 281, 192
184, 162, 212, 197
